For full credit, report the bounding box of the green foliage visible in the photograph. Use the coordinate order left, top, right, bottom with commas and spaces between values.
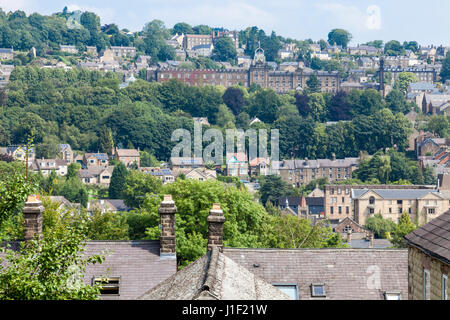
384, 40, 405, 56
0, 221, 106, 300
390, 212, 418, 248
393, 72, 418, 94
123, 170, 163, 208
365, 214, 396, 239
306, 74, 321, 93
212, 37, 237, 62
0, 161, 37, 229
98, 126, 114, 155
424, 115, 449, 138
108, 163, 129, 199
440, 52, 450, 82
258, 175, 294, 206
327, 29, 352, 48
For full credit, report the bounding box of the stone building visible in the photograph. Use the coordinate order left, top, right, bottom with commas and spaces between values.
110, 46, 136, 59
114, 148, 140, 168
323, 184, 436, 223
274, 157, 359, 187
404, 211, 449, 300
183, 34, 213, 50
149, 45, 340, 94
0, 48, 14, 60
352, 188, 450, 226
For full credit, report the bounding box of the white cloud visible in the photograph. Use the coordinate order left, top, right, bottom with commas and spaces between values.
67, 4, 116, 25
317, 3, 382, 31
0, 0, 31, 13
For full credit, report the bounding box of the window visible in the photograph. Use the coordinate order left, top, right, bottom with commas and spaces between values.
397, 200, 403, 205
443, 275, 448, 300
342, 197, 345, 203
330, 207, 334, 214
338, 206, 342, 214
94, 277, 120, 296
369, 196, 375, 205
424, 269, 430, 300
311, 284, 326, 297
398, 208, 402, 214
346, 206, 349, 214
273, 284, 298, 300
369, 208, 374, 214
428, 208, 435, 214
384, 292, 402, 300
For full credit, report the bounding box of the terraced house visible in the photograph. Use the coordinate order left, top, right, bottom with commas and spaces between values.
274, 156, 359, 187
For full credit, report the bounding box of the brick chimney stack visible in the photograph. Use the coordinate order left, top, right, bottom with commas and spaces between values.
207, 203, 226, 252
23, 195, 44, 241
369, 233, 374, 248
159, 195, 177, 257
346, 230, 352, 244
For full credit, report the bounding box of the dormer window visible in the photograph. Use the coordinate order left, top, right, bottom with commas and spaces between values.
384, 291, 402, 300
94, 277, 120, 297
311, 284, 326, 297
273, 284, 298, 300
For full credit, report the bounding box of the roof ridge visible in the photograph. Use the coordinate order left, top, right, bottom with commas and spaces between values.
201, 247, 223, 298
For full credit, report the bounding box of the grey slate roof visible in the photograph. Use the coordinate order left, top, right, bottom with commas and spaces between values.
223, 248, 408, 300
351, 188, 444, 200
139, 247, 291, 300
82, 241, 177, 300
1, 240, 177, 300
275, 158, 359, 170
350, 239, 392, 249
404, 210, 450, 265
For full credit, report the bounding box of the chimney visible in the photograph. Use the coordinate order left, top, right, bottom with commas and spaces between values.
332, 153, 336, 161
159, 195, 177, 257
369, 233, 374, 248
23, 195, 44, 241
207, 203, 226, 252
346, 230, 352, 244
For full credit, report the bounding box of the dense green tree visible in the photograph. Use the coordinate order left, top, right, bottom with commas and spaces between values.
212, 37, 237, 62
123, 170, 163, 208
440, 52, 450, 82
390, 212, 418, 248
327, 29, 352, 48
385, 89, 414, 114
394, 72, 419, 94
98, 126, 114, 155
172, 22, 194, 35
258, 175, 293, 206
108, 163, 129, 200
306, 74, 321, 93
365, 214, 396, 239
249, 89, 280, 123
0, 222, 105, 300
223, 87, 246, 115
385, 40, 405, 56
365, 40, 383, 48
425, 115, 449, 138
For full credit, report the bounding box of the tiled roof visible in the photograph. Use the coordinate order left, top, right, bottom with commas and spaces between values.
84, 153, 109, 161
350, 239, 392, 249
170, 157, 204, 166
223, 248, 408, 300
1, 240, 177, 300
351, 188, 447, 200
139, 247, 291, 300
404, 210, 450, 265
275, 158, 359, 169
116, 149, 140, 157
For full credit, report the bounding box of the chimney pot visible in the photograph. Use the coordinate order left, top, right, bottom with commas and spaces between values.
23, 195, 44, 241
346, 230, 352, 244
159, 194, 177, 257
207, 203, 225, 252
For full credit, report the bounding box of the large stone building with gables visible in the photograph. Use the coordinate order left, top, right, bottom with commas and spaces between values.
148, 45, 341, 94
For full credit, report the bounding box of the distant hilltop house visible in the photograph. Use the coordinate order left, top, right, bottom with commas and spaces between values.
87, 199, 131, 214
85, 46, 98, 57
83, 153, 109, 168
273, 156, 359, 187
31, 159, 68, 176
114, 148, 140, 168
59, 44, 78, 54
110, 46, 137, 59
169, 157, 204, 170
0, 48, 14, 60
140, 167, 175, 184
58, 144, 74, 163
182, 34, 213, 51
193, 117, 210, 126
226, 152, 248, 177
4, 145, 35, 166
422, 93, 450, 116
78, 166, 115, 186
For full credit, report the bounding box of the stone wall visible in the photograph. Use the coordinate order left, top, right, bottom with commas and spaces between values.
408, 245, 448, 300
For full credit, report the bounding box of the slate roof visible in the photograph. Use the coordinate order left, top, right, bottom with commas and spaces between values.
84, 153, 109, 161
170, 157, 204, 166
116, 149, 140, 157
351, 188, 446, 200
275, 158, 359, 169
223, 248, 408, 300
1, 240, 177, 300
139, 247, 291, 300
404, 210, 450, 265
350, 239, 392, 249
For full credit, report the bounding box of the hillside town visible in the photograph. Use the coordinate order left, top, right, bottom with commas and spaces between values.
0, 4, 449, 303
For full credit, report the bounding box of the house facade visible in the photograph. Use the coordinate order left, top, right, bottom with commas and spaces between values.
404, 211, 449, 300
32, 159, 68, 176
83, 153, 109, 167
226, 153, 248, 177
114, 148, 140, 168
78, 166, 115, 186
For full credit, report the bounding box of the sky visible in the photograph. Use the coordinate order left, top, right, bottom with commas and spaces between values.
0, 0, 449, 46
